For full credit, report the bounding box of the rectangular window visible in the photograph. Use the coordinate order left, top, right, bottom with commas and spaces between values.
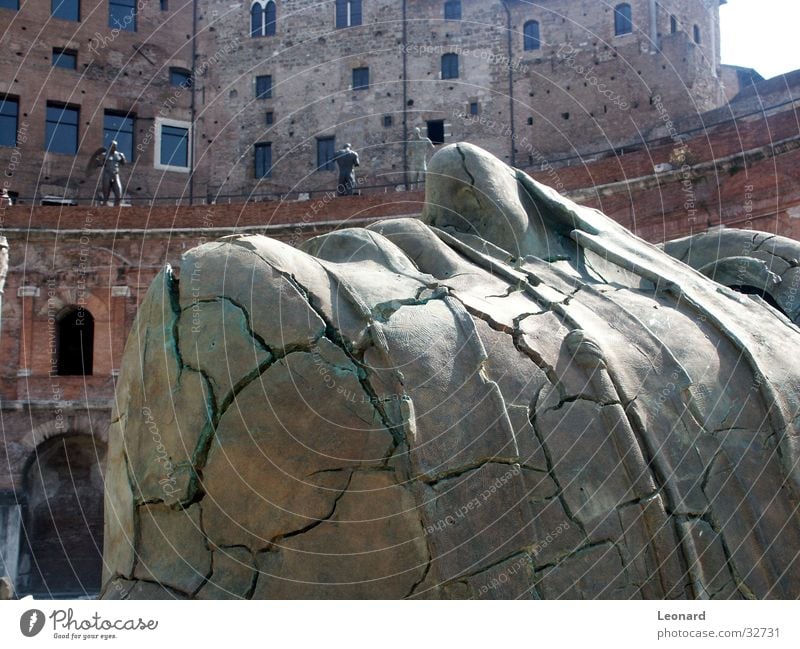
159, 124, 189, 168
444, 1, 461, 20
51, 0, 79, 21
316, 136, 336, 172
265, 111, 274, 125
45, 103, 79, 154
160, 0, 168, 10
256, 75, 273, 99
441, 53, 459, 80
469, 102, 479, 116
52, 48, 77, 70
170, 68, 192, 88
383, 115, 392, 128
335, 0, 361, 28
103, 111, 134, 161
0, 96, 19, 148
352, 67, 369, 90
255, 142, 272, 178
0, 0, 20, 10
426, 120, 445, 145
109, 0, 136, 31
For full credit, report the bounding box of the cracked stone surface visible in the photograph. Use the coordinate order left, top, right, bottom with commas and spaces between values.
103, 143, 800, 599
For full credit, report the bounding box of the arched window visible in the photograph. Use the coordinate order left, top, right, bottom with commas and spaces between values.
250, 1, 276, 38
693, 24, 701, 44
335, 0, 361, 28
250, 2, 263, 37
523, 20, 540, 50
265, 0, 276, 36
614, 3, 632, 36
444, 0, 461, 20
56, 306, 93, 376
441, 53, 459, 80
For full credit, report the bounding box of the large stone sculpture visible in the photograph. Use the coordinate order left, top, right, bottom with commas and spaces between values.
102, 143, 800, 600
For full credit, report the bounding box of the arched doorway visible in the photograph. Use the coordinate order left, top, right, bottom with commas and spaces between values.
56, 306, 94, 375
19, 435, 106, 598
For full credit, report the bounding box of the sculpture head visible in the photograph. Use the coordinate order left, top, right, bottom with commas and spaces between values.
109, 140, 118, 153
421, 142, 573, 261
414, 127, 422, 138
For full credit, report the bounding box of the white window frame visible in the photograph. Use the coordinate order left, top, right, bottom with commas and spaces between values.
154, 116, 192, 173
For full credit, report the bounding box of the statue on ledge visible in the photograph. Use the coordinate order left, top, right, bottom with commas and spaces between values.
101, 143, 800, 600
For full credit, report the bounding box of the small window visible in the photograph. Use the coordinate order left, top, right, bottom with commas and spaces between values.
527, 116, 534, 125
170, 68, 192, 88
255, 142, 272, 178
0, 96, 19, 147
56, 307, 94, 375
316, 136, 336, 171
426, 120, 445, 145
444, 0, 461, 20
103, 110, 134, 161
52, 0, 79, 21
265, 0, 276, 35
256, 74, 273, 99
159, 124, 189, 168
251, 1, 276, 37
469, 102, 479, 116
52, 48, 77, 70
266, 111, 274, 125
670, 15, 677, 34
614, 3, 632, 36
335, 0, 361, 28
109, 0, 136, 31
160, 0, 168, 10
383, 115, 392, 127
45, 103, 79, 155
352, 67, 369, 90
250, 2, 263, 37
524, 20, 541, 51
693, 24, 701, 44
0, 0, 20, 10
441, 53, 459, 80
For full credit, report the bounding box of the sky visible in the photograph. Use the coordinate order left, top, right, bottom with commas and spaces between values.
720, 0, 800, 78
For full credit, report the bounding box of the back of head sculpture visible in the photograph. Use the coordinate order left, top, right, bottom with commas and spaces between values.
103, 143, 800, 599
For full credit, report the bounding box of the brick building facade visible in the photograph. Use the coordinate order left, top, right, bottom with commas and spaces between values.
2, 0, 735, 205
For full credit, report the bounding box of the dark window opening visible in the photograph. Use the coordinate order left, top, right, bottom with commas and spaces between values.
524, 20, 541, 51
169, 67, 192, 88
469, 102, 479, 115
0, 0, 20, 10
383, 115, 392, 127
317, 136, 336, 171
255, 142, 272, 178
0, 96, 19, 148
670, 15, 677, 34
56, 307, 93, 375
693, 24, 701, 44
426, 120, 445, 145
266, 111, 274, 125
265, 0, 276, 35
352, 67, 369, 90
45, 103, 79, 155
159, 124, 189, 168
444, 0, 461, 20
52, 48, 77, 70
109, 0, 136, 31
335, 0, 361, 28
160, 0, 168, 10
527, 116, 534, 125
250, 2, 263, 37
51, 0, 79, 21
103, 111, 134, 162
256, 74, 273, 99
441, 53, 459, 79
614, 3, 632, 36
